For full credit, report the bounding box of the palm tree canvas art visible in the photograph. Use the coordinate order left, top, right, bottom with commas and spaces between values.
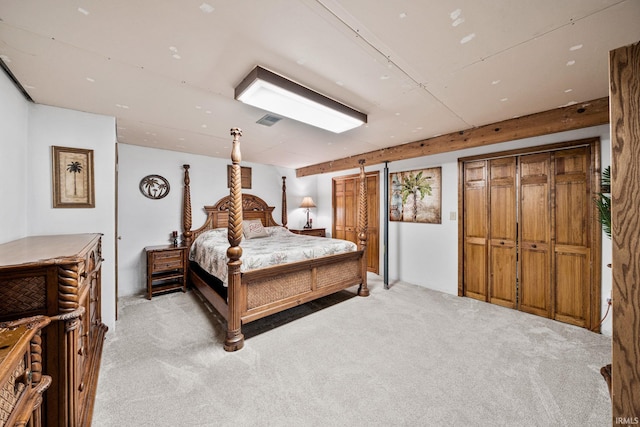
52, 146, 95, 208
390, 167, 441, 223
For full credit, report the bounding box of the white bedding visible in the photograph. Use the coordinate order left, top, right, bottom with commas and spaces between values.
189, 226, 357, 284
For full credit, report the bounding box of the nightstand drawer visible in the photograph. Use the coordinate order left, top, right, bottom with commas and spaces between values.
151, 250, 184, 271
290, 228, 326, 237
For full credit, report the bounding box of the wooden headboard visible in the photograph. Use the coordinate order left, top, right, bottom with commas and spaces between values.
187, 194, 280, 243
181, 159, 286, 247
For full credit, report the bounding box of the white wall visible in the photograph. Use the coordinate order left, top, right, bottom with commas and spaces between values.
0, 71, 29, 243
26, 104, 117, 331
116, 143, 311, 296
317, 124, 612, 335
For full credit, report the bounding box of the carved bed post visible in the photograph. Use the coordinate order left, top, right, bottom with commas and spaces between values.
357, 159, 370, 296
282, 176, 288, 228
182, 164, 193, 247
225, 128, 245, 352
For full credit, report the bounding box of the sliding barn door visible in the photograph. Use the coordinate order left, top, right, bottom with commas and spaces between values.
460, 140, 600, 329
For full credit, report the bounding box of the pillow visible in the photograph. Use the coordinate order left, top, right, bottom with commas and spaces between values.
243, 219, 269, 239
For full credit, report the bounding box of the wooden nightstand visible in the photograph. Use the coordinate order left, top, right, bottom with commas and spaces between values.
290, 228, 326, 237
145, 245, 188, 299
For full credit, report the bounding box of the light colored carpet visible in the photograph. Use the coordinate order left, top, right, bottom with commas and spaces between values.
93, 275, 611, 426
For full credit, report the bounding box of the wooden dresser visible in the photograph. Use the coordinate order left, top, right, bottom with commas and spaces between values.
0, 234, 107, 427
0, 316, 51, 427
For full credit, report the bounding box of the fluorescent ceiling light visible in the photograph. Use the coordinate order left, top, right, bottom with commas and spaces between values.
235, 66, 367, 133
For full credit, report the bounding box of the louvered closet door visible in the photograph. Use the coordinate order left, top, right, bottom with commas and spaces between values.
488, 157, 517, 308
518, 153, 552, 318
463, 160, 488, 301
553, 147, 591, 327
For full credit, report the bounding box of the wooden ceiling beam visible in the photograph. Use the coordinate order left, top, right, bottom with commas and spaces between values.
296, 96, 609, 177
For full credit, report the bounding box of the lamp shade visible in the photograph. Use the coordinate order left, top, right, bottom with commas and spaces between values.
300, 196, 316, 209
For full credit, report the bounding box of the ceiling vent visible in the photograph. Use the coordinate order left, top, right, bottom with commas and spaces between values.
256, 114, 282, 127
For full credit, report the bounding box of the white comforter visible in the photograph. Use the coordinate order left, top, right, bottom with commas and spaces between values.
189, 226, 357, 284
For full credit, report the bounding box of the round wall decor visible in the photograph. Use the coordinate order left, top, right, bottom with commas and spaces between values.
139, 174, 170, 199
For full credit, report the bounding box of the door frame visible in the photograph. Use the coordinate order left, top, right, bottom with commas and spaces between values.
457, 137, 602, 330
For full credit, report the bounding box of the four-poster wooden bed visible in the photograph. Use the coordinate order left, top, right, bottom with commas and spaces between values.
182, 128, 369, 351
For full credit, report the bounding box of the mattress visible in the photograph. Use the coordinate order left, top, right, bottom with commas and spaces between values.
189, 226, 357, 285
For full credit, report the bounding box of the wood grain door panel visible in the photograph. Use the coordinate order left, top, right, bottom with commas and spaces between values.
464, 240, 487, 301
519, 153, 551, 317
553, 147, 590, 325
463, 161, 488, 300
488, 157, 516, 307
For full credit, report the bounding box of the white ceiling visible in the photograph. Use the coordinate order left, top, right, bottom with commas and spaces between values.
1, 0, 639, 169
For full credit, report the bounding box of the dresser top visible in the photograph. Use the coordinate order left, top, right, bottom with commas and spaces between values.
0, 233, 101, 270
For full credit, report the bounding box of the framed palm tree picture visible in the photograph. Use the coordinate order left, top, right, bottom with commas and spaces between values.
51, 146, 95, 208
390, 167, 441, 223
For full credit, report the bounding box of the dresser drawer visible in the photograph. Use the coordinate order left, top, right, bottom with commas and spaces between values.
0, 356, 28, 422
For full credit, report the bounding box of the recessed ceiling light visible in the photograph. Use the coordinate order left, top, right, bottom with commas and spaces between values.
380, 75, 390, 80
172, 54, 181, 59
565, 88, 573, 93
567, 60, 576, 66
452, 18, 465, 27
491, 80, 501, 85
399, 12, 407, 19
86, 77, 95, 82
201, 124, 207, 128
500, 98, 508, 102
570, 44, 583, 51
195, 105, 202, 109
77, 7, 89, 15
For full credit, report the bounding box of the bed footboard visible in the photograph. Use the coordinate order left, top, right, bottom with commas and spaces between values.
241, 251, 365, 323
